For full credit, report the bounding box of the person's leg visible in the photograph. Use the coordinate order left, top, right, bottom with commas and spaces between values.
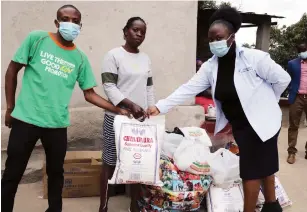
262, 175, 276, 202
261, 175, 282, 212
130, 184, 141, 212
288, 96, 304, 163
41, 128, 67, 212
303, 96, 307, 158
242, 179, 261, 212
1, 119, 41, 212
99, 114, 117, 212
99, 163, 115, 212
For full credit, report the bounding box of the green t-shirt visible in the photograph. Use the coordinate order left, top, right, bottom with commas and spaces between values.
11, 30, 97, 128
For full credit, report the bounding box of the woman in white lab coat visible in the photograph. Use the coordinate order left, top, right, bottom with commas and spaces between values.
149, 6, 290, 212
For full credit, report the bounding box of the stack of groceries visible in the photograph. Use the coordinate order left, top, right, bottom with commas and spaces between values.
108, 115, 292, 212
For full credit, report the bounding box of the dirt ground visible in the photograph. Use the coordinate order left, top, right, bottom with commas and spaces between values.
2, 127, 307, 212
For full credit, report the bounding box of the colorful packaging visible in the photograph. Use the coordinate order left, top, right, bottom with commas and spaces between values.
225, 141, 239, 156
138, 155, 212, 211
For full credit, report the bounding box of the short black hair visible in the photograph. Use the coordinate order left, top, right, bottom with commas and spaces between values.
123, 17, 146, 34
57, 4, 81, 20
209, 6, 242, 33
296, 41, 307, 52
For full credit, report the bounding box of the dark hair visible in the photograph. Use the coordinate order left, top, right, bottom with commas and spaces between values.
209, 6, 242, 33
57, 4, 81, 20
123, 17, 146, 34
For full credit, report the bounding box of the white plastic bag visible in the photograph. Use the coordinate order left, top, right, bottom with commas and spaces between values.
109, 115, 165, 185
207, 148, 240, 187
180, 127, 212, 146
162, 133, 184, 158
173, 138, 211, 175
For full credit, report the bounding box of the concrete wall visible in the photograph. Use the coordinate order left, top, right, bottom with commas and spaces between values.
1, 1, 199, 149
255, 19, 271, 52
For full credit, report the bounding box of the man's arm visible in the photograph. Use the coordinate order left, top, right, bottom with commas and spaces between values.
5, 61, 24, 127
83, 88, 129, 116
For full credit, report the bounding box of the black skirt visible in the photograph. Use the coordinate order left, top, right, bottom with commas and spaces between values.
231, 121, 280, 180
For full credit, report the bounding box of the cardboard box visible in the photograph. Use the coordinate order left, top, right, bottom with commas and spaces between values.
43, 151, 102, 198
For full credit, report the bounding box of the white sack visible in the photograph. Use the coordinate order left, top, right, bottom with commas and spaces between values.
109, 115, 165, 185
207, 183, 244, 212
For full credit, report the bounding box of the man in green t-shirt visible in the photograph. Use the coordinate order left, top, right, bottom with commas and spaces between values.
2, 5, 129, 212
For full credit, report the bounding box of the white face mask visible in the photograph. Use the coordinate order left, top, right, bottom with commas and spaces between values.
299, 51, 307, 59
58, 22, 81, 41
209, 35, 233, 57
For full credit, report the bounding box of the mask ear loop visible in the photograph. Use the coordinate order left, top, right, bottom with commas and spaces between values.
227, 34, 235, 47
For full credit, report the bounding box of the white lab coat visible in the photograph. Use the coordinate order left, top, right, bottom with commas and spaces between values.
156, 46, 291, 141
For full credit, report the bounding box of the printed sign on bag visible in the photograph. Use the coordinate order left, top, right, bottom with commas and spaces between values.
109, 115, 165, 185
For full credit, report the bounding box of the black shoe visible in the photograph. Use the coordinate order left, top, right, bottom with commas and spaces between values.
261, 201, 282, 212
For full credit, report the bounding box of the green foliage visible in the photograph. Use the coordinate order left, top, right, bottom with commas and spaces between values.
269, 13, 307, 69
198, 0, 218, 10
198, 0, 235, 10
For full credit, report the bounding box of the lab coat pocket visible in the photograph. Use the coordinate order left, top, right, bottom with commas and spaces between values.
239, 67, 262, 89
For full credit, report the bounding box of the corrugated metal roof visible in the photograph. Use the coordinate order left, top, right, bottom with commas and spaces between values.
202, 9, 284, 19
242, 12, 284, 19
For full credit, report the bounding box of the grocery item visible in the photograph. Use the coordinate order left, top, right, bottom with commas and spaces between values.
225, 141, 240, 155
207, 104, 216, 117
162, 132, 184, 159
207, 148, 240, 187
138, 155, 212, 211
109, 115, 165, 185
207, 183, 244, 212
174, 138, 211, 175
179, 127, 212, 146
207, 183, 264, 212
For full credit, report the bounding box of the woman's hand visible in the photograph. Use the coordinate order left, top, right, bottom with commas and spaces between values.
147, 106, 160, 116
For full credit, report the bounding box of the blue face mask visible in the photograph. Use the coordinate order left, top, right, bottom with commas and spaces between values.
209, 35, 233, 57
299, 51, 307, 59
58, 22, 81, 41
